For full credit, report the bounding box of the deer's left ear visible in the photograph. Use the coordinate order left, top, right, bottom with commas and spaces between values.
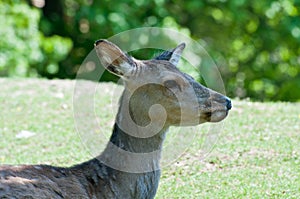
154, 43, 185, 66
95, 39, 136, 77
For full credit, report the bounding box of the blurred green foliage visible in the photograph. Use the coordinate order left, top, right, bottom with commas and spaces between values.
0, 0, 72, 77
1, 0, 300, 101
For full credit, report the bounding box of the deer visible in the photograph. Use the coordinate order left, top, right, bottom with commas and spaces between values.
0, 40, 231, 199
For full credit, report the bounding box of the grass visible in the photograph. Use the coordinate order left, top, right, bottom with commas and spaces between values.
1, 78, 300, 198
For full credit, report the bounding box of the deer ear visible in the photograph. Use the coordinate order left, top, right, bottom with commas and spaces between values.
95, 39, 136, 77
154, 42, 185, 66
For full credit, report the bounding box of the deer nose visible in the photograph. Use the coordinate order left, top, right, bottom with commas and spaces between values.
225, 97, 232, 110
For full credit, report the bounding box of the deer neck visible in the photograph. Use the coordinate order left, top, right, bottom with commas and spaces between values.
113, 89, 168, 152
108, 124, 167, 153
98, 89, 169, 173
70, 90, 169, 198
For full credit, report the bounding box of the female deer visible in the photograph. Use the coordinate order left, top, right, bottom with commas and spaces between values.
0, 40, 231, 198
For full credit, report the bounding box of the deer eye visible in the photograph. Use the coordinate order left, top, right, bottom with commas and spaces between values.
163, 80, 181, 91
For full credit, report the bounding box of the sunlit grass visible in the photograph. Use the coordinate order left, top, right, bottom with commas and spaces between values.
1, 78, 299, 198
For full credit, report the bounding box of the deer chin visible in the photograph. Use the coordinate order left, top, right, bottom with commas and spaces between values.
200, 109, 229, 123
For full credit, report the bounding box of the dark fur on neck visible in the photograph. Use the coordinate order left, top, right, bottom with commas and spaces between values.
70, 124, 164, 199
110, 124, 166, 153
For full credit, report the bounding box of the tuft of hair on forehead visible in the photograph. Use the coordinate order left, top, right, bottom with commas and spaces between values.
153, 43, 185, 66
154, 50, 173, 61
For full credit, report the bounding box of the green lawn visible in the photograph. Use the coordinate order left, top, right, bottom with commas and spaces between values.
1, 78, 299, 198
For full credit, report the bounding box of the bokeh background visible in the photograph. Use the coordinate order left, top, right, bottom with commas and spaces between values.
1, 0, 300, 101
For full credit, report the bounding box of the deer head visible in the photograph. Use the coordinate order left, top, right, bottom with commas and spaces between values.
95, 40, 231, 129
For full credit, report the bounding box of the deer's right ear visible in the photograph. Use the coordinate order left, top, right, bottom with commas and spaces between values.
95, 39, 136, 77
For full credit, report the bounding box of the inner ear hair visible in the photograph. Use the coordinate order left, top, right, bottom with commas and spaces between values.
95, 39, 136, 77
